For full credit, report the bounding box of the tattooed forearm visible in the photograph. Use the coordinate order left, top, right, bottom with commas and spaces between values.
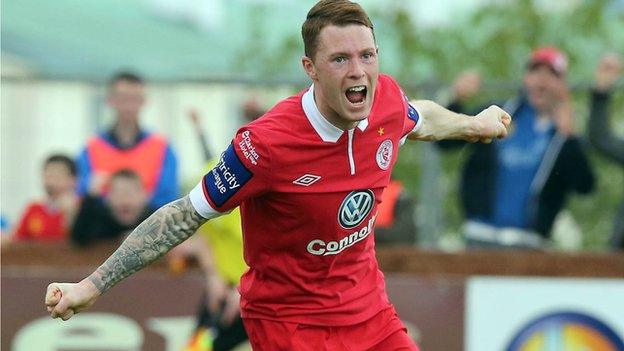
87, 196, 207, 294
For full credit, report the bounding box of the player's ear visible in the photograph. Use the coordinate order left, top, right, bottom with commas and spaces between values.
302, 56, 318, 81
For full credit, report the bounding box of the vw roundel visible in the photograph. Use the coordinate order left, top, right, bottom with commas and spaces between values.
338, 190, 375, 229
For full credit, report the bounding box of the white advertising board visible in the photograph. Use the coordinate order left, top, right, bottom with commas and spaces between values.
466, 277, 624, 351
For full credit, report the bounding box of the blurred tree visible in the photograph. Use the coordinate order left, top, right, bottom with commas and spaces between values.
386, 0, 623, 249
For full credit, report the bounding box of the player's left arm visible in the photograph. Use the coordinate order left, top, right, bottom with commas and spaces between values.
45, 195, 207, 320
407, 100, 511, 143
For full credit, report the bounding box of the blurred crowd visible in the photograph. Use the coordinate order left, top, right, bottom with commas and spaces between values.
5, 73, 174, 248
2, 48, 622, 253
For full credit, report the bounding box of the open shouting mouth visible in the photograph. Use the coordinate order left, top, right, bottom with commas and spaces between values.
345, 85, 367, 106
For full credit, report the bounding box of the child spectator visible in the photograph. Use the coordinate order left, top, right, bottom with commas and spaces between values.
13, 154, 79, 242
71, 169, 153, 247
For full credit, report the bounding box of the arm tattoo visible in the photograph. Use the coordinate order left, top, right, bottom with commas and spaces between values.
87, 196, 207, 294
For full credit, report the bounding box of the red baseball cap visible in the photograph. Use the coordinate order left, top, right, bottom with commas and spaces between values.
527, 46, 568, 76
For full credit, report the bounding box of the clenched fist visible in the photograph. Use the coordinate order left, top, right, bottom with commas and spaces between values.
45, 280, 101, 321
468, 105, 512, 143
595, 53, 622, 92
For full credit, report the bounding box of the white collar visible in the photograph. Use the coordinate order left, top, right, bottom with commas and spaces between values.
301, 84, 369, 143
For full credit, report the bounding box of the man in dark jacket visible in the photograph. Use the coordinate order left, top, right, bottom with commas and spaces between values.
439, 47, 595, 248
587, 53, 623, 250
71, 169, 154, 247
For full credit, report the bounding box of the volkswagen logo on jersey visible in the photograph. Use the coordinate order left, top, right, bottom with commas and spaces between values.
338, 190, 375, 229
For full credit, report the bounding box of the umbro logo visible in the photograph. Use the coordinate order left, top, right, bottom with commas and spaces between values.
293, 174, 321, 186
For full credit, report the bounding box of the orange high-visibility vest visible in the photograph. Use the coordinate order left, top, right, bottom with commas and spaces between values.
376, 180, 403, 228
87, 134, 167, 193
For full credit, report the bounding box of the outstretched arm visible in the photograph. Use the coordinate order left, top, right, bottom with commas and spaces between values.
588, 90, 624, 165
45, 195, 207, 320
587, 53, 624, 165
408, 100, 511, 143
88, 195, 205, 292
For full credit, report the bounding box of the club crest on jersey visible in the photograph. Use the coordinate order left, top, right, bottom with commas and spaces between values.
376, 139, 393, 170
338, 190, 374, 229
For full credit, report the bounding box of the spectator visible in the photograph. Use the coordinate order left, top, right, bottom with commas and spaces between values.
187, 96, 265, 164
241, 97, 265, 123
76, 72, 179, 209
439, 47, 595, 248
375, 178, 417, 245
71, 169, 153, 247
587, 53, 624, 249
13, 154, 79, 242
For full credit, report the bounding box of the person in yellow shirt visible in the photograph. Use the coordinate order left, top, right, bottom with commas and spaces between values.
184, 206, 249, 351
184, 108, 260, 351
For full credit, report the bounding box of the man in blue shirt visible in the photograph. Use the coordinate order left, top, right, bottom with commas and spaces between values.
76, 72, 179, 209
440, 47, 595, 248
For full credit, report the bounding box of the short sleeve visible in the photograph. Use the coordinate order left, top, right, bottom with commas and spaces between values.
189, 127, 272, 219
399, 90, 423, 146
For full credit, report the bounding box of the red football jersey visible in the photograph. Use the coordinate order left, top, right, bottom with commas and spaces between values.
190, 74, 421, 326
14, 202, 68, 241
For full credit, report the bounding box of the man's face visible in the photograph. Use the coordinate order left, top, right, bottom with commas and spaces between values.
107, 178, 148, 226
107, 81, 146, 124
43, 162, 75, 200
302, 24, 378, 130
523, 65, 562, 113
